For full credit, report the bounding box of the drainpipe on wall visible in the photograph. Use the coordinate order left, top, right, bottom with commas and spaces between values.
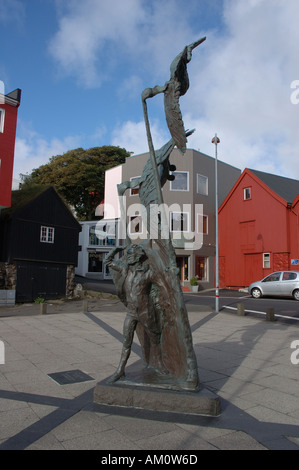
286, 202, 293, 270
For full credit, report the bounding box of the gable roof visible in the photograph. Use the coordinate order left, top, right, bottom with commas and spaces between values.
219, 168, 299, 214
0, 186, 81, 230
249, 169, 299, 204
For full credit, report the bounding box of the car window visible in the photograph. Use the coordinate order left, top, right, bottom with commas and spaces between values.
282, 272, 297, 281
263, 273, 281, 282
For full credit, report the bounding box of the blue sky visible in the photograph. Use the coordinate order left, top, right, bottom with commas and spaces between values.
1, 0, 299, 180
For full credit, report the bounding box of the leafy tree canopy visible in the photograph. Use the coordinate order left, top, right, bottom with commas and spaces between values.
22, 146, 130, 220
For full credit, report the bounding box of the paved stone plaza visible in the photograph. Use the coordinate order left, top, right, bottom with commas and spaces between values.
0, 297, 298, 450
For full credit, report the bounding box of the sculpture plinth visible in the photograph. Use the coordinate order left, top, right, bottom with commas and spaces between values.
93, 361, 221, 417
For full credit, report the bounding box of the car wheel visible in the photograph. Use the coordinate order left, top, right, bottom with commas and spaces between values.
293, 289, 299, 301
251, 287, 262, 299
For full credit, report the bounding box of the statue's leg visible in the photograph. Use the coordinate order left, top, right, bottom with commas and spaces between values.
148, 333, 169, 375
106, 313, 137, 383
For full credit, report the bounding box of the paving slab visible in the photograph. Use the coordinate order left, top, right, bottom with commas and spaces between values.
0, 297, 298, 450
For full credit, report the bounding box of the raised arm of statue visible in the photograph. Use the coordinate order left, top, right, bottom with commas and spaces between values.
105, 246, 125, 270
141, 84, 168, 102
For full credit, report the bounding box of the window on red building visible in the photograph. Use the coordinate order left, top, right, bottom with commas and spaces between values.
0, 108, 5, 133
244, 187, 251, 200
263, 253, 270, 269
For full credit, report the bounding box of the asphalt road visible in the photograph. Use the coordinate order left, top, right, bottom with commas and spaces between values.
76, 276, 299, 325
184, 291, 299, 325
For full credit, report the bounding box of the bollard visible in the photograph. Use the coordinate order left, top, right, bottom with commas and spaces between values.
40, 303, 47, 315
83, 299, 88, 313
237, 303, 245, 316
266, 307, 275, 322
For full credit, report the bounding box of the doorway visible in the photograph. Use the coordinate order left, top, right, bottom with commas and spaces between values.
16, 261, 67, 302
176, 256, 189, 283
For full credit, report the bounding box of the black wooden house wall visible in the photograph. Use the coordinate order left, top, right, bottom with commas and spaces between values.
0, 187, 81, 302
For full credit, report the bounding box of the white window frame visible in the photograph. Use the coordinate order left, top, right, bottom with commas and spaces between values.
197, 174, 208, 196
170, 212, 189, 233
197, 214, 208, 235
40, 226, 55, 244
244, 187, 251, 200
0, 108, 5, 133
263, 253, 270, 269
130, 176, 140, 196
170, 171, 189, 192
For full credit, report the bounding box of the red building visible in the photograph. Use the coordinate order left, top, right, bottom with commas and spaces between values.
0, 88, 21, 210
219, 168, 299, 289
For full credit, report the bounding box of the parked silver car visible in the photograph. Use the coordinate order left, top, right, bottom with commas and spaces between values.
249, 271, 299, 301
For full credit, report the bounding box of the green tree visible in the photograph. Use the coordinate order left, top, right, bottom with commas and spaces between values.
22, 146, 130, 220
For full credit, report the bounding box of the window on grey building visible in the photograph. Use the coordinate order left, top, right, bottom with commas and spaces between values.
197, 214, 208, 234
197, 174, 208, 195
129, 215, 143, 235
130, 176, 140, 195
170, 212, 189, 232
170, 171, 189, 191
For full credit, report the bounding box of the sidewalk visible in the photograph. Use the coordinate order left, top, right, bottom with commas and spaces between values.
0, 296, 298, 450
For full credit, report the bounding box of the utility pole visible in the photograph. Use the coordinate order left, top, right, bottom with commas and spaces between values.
212, 134, 220, 313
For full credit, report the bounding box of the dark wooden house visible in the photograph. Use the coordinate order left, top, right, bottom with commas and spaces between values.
0, 186, 81, 302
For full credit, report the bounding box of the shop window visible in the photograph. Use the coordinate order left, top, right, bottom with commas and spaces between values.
88, 252, 103, 273
176, 256, 189, 282
195, 256, 208, 281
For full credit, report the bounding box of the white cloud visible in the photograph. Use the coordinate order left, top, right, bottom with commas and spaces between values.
117, 75, 143, 101
46, 0, 299, 179
179, 0, 299, 178
14, 124, 81, 178
111, 119, 169, 156
49, 0, 147, 87
0, 0, 25, 24
49, 0, 196, 88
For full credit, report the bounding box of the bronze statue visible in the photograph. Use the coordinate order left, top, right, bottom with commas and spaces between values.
105, 243, 168, 383
105, 38, 206, 391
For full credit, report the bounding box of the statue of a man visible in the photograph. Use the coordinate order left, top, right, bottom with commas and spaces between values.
105, 243, 168, 383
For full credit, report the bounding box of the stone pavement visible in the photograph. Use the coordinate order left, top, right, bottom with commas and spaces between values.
0, 295, 299, 451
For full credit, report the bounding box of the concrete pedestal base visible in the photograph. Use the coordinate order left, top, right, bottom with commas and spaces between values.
93, 367, 221, 417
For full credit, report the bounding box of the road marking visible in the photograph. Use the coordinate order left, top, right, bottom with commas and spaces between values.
223, 305, 299, 321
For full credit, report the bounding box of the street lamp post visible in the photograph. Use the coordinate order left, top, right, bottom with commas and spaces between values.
212, 134, 220, 313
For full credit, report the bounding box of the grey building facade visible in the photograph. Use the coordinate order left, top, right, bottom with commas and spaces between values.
104, 148, 241, 290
